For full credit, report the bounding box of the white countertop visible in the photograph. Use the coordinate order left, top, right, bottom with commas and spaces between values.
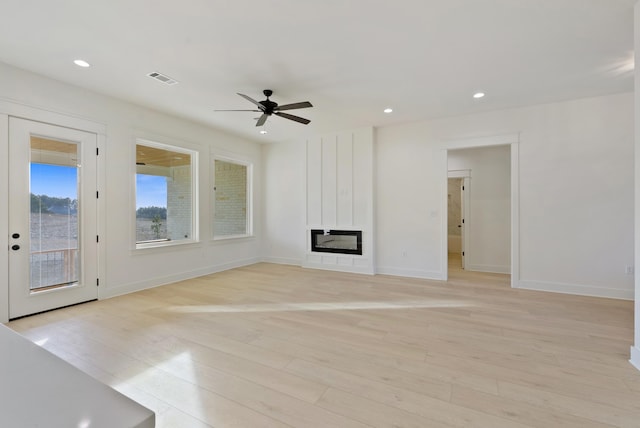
0, 323, 155, 428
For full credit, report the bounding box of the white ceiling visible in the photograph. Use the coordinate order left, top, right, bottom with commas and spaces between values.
0, 0, 635, 143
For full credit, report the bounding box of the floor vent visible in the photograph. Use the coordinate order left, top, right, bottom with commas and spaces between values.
147, 72, 178, 85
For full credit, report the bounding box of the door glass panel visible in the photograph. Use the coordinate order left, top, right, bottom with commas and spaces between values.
30, 137, 80, 291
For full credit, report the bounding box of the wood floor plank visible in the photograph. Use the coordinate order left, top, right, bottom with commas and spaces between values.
116, 365, 292, 428
286, 358, 525, 428
252, 335, 499, 395
65, 315, 328, 404
318, 388, 530, 428
451, 384, 616, 428
497, 381, 640, 428
424, 352, 640, 411
5, 262, 640, 428
317, 387, 455, 428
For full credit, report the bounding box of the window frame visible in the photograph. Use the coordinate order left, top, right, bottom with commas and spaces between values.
134, 138, 199, 250
211, 154, 253, 241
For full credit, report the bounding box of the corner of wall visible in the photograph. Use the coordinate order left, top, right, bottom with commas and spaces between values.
634, 0, 640, 366
631, 346, 640, 372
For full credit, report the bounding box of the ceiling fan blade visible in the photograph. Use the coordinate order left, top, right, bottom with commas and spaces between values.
214, 109, 262, 112
237, 93, 266, 111
255, 113, 268, 127
275, 112, 311, 125
274, 101, 313, 111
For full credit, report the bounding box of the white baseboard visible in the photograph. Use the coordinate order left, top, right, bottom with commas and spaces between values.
99, 257, 261, 299
375, 266, 445, 281
631, 346, 640, 372
465, 264, 510, 274
516, 280, 633, 300
261, 256, 301, 266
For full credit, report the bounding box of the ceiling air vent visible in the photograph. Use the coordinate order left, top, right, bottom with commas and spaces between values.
147, 72, 178, 85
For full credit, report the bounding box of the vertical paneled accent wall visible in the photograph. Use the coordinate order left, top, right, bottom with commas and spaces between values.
304, 127, 374, 274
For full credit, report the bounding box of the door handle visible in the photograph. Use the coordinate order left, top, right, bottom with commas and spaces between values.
12, 233, 20, 239
11, 244, 20, 251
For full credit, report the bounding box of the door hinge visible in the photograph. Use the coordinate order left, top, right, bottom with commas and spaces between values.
96, 147, 99, 156
462, 219, 465, 223
462, 251, 465, 256
96, 235, 99, 243
462, 185, 464, 190
96, 278, 100, 286
96, 191, 99, 199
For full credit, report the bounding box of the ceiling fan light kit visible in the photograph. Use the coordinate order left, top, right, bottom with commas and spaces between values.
216, 89, 312, 127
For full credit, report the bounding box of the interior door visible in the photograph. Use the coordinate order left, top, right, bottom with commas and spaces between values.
8, 118, 98, 319
460, 177, 470, 270
460, 180, 466, 270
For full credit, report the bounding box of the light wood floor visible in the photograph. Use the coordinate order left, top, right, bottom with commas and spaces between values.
7, 261, 640, 427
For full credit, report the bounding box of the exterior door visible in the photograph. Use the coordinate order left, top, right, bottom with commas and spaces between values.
8, 118, 98, 319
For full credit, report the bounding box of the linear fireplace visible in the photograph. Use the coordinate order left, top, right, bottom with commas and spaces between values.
310, 229, 363, 255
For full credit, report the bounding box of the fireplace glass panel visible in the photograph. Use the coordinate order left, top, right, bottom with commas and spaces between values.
311, 230, 362, 255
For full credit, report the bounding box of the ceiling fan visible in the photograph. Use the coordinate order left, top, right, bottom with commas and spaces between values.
216, 89, 312, 126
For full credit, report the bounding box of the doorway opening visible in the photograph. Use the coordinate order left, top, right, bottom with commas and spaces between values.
445, 142, 515, 283
447, 175, 467, 271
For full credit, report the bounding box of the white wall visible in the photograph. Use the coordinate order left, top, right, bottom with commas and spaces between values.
631, 1, 640, 371
262, 140, 306, 265
375, 130, 445, 278
0, 62, 263, 321
448, 145, 511, 273
377, 92, 634, 299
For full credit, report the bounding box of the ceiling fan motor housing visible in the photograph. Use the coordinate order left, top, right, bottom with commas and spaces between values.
259, 100, 278, 115
260, 89, 277, 114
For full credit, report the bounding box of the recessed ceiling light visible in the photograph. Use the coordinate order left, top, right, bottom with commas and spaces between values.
73, 59, 90, 68
473, 92, 485, 99
260, 129, 267, 135
383, 108, 393, 113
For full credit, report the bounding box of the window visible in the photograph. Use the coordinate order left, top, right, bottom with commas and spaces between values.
213, 158, 251, 238
136, 140, 197, 248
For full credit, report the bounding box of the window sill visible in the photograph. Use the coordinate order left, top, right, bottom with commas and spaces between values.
134, 238, 200, 252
